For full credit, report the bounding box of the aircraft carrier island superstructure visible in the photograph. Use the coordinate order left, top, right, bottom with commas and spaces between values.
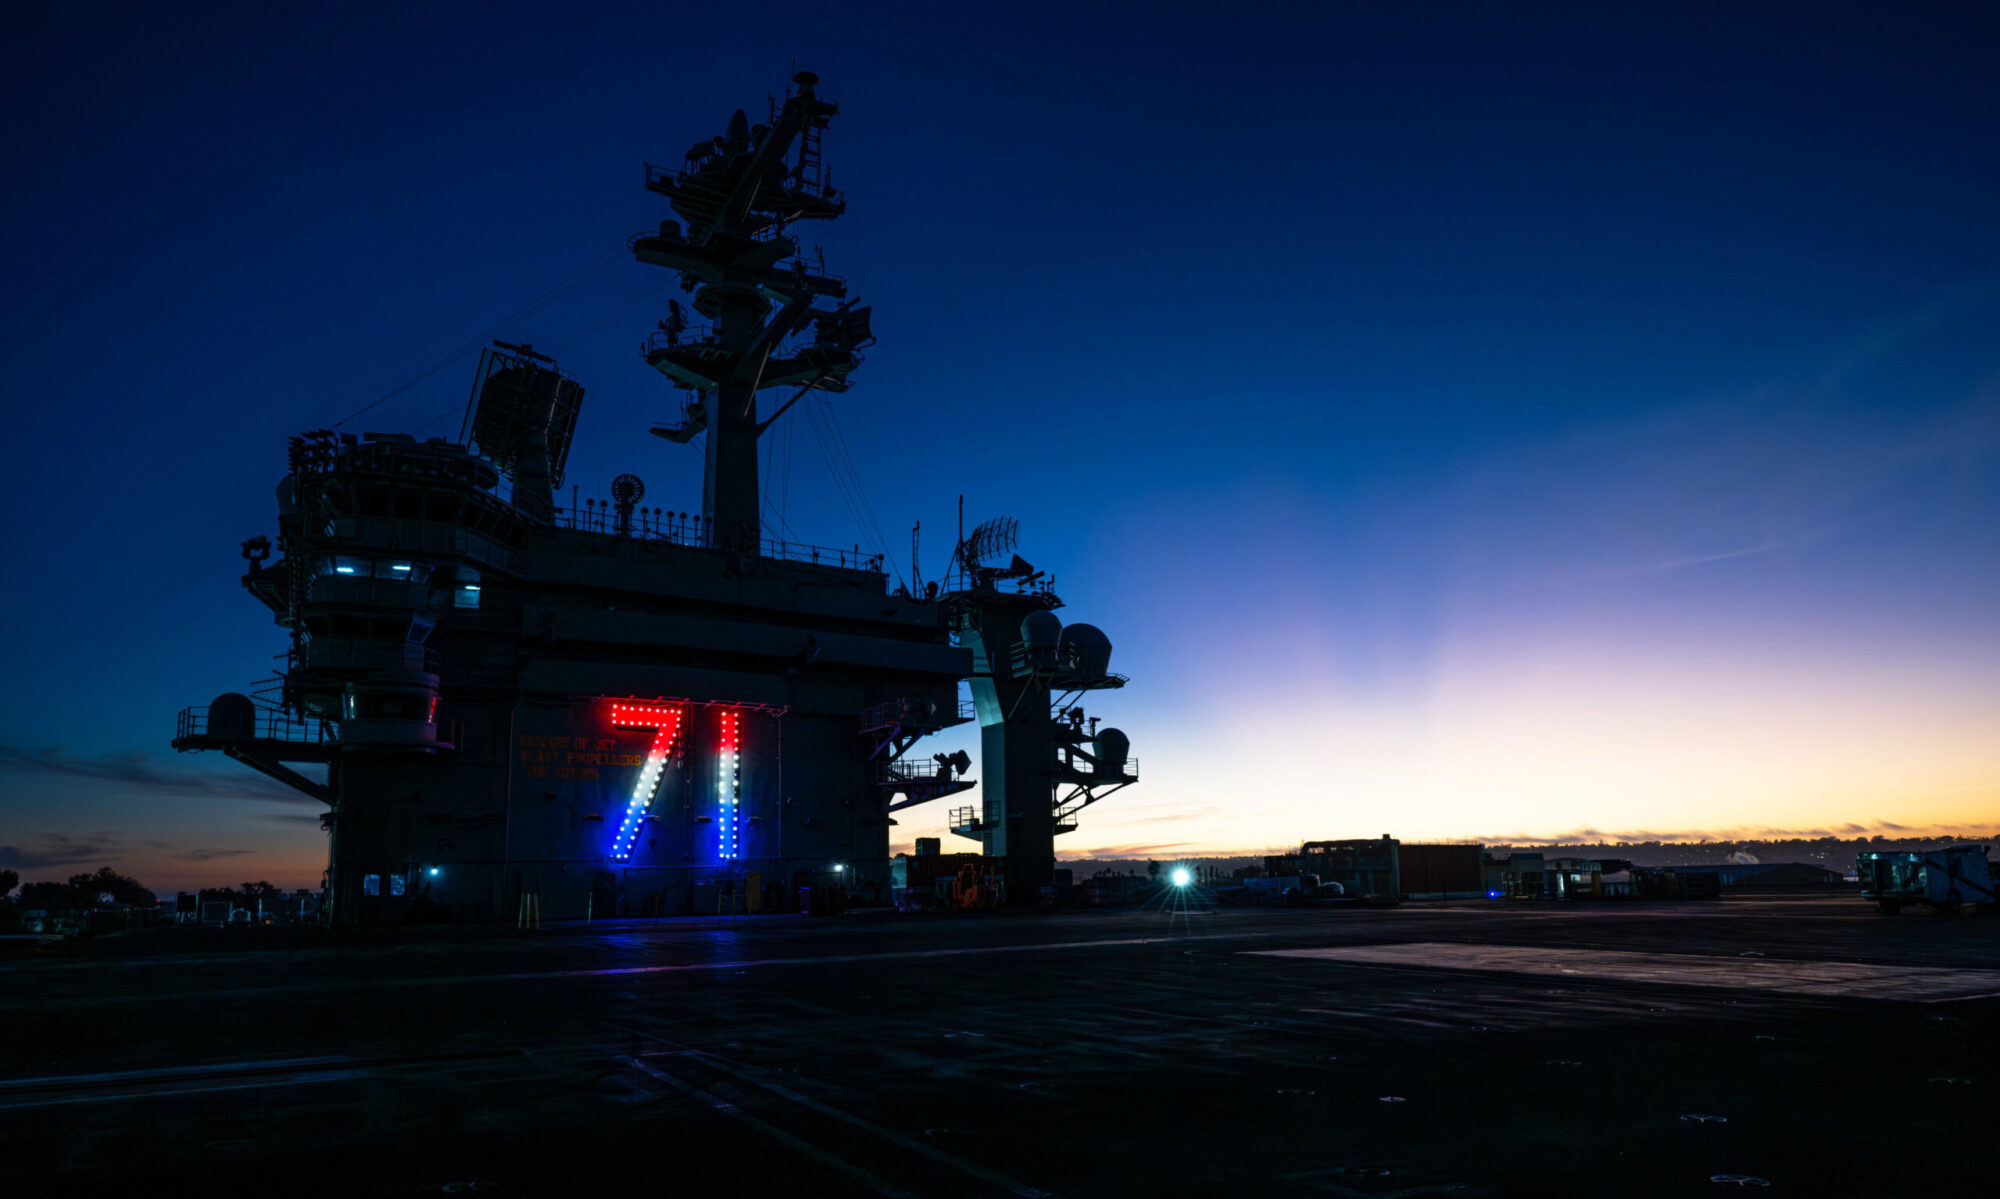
171, 73, 1138, 925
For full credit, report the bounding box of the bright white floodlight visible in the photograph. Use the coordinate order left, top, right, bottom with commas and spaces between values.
1170, 867, 1192, 888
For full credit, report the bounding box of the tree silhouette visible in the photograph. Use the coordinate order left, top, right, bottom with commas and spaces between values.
19, 880, 79, 910
0, 868, 17, 899
64, 867, 156, 908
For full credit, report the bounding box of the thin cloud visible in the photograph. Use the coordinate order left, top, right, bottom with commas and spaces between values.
1471, 820, 1988, 844
1116, 806, 1221, 826
1057, 842, 1197, 858
173, 848, 253, 862
0, 833, 123, 870
1609, 535, 1817, 576
1440, 376, 2000, 603
0, 742, 318, 805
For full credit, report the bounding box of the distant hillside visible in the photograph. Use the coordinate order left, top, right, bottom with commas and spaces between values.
1055, 833, 1997, 881
1486, 834, 1996, 869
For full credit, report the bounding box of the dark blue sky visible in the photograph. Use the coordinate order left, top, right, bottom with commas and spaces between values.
4, 3, 1996, 887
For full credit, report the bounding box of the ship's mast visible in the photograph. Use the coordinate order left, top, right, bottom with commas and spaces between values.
634, 71, 872, 552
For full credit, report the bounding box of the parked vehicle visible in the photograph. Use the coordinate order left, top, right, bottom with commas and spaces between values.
1239, 874, 1339, 906
1857, 846, 1996, 915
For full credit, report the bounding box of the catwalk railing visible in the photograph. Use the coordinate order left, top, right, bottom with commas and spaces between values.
554, 504, 886, 572
860, 697, 978, 732
175, 704, 336, 746
879, 758, 967, 784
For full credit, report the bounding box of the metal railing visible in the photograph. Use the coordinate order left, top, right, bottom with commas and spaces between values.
948, 805, 986, 834
334, 437, 502, 491
630, 213, 788, 248
1059, 756, 1137, 781
552, 505, 886, 572
778, 255, 845, 289
860, 697, 977, 732
641, 323, 832, 363
880, 758, 961, 784
176, 704, 334, 746
641, 327, 721, 356
936, 570, 1063, 609
556, 503, 711, 543
1008, 643, 1127, 686
755, 538, 883, 572
643, 162, 841, 209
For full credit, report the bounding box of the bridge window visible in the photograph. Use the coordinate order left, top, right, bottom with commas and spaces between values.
344, 691, 429, 720
316, 556, 433, 582
375, 560, 432, 582
363, 873, 381, 897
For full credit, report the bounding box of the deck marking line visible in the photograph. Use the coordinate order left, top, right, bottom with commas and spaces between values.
662, 1042, 1053, 1198
0, 1054, 354, 1091
0, 1070, 363, 1111
1249, 942, 2000, 1002
0, 931, 1268, 1009
622, 1055, 919, 1199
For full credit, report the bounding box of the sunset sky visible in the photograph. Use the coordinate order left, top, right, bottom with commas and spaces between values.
3, 3, 1995, 891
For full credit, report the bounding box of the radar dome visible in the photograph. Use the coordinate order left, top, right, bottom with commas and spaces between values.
1020, 610, 1062, 653
1058, 623, 1112, 678
208, 693, 257, 742
1094, 728, 1130, 774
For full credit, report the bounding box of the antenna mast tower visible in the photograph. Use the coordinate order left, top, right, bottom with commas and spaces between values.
634, 71, 874, 551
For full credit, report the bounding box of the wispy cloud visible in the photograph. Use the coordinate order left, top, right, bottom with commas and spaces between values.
1112, 806, 1220, 826
173, 848, 253, 862
0, 743, 318, 805
1469, 819, 1984, 844
1438, 377, 2000, 604
0, 833, 123, 870
1057, 842, 1198, 858
1609, 536, 1819, 576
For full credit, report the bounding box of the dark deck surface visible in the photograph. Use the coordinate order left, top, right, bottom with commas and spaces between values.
4, 894, 1996, 1195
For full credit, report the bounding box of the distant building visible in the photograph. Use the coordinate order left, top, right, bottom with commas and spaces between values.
1397, 844, 1485, 898
1707, 862, 1846, 889
1266, 836, 1401, 900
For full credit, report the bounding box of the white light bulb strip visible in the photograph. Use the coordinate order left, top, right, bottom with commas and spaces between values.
608, 702, 684, 863
718, 709, 742, 860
